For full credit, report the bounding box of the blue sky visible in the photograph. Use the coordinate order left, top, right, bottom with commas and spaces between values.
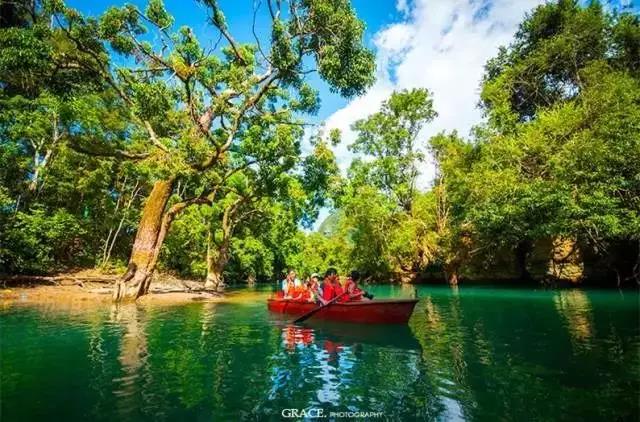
66, 0, 639, 167
66, 0, 401, 123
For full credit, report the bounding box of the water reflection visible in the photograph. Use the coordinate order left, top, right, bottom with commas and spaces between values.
553, 289, 594, 351
1, 287, 638, 421
265, 322, 424, 417
110, 305, 149, 419
199, 301, 217, 342
282, 325, 315, 351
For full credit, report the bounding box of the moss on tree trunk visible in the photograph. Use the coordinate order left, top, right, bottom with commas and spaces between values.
113, 178, 174, 302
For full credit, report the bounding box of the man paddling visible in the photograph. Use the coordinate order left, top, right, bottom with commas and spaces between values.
344, 270, 374, 301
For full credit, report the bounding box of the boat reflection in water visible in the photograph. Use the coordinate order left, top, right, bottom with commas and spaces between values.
282, 321, 422, 350
268, 320, 423, 414
281, 325, 315, 352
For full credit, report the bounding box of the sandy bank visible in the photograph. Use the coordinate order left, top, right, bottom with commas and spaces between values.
0, 270, 224, 308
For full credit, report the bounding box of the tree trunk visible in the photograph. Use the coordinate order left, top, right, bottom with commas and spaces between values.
113, 178, 174, 301
609, 239, 639, 286
204, 199, 242, 291
205, 238, 230, 291
515, 240, 532, 281
444, 263, 459, 286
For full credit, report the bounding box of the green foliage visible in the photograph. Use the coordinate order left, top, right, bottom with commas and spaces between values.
0, 0, 371, 279
349, 88, 436, 210
432, 2, 640, 281
288, 231, 350, 277
0, 209, 86, 274
145, 0, 173, 28
161, 206, 210, 277
302, 0, 376, 97
1, 0, 636, 287
304, 88, 439, 279
481, 0, 639, 130
306, 2, 639, 284
301, 131, 340, 223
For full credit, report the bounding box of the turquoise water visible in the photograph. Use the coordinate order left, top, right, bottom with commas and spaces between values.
1, 285, 638, 421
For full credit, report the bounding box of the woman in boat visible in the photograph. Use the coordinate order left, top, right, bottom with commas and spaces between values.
282, 270, 300, 297
333, 274, 345, 299
346, 270, 374, 301
308, 273, 322, 302
343, 270, 364, 301
299, 281, 316, 303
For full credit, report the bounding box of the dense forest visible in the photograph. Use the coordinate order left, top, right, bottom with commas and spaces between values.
1, 0, 638, 296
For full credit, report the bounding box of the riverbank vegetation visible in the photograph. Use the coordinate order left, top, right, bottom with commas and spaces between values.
1, 0, 638, 294
316, 1, 640, 286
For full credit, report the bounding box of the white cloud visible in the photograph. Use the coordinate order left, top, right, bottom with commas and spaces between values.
323, 0, 545, 187
396, 0, 411, 16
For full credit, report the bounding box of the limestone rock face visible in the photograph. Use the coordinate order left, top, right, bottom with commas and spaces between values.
528, 237, 584, 284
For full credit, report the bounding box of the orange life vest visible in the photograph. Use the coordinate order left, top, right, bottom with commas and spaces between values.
322, 282, 335, 301
334, 283, 345, 301
344, 279, 363, 301
299, 289, 311, 302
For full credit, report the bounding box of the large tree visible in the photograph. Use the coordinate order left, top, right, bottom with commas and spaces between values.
349, 88, 436, 211
336, 89, 437, 279
41, 0, 374, 300
438, 0, 640, 284
0, 0, 150, 274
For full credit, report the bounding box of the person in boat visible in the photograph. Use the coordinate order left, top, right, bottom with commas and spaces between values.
343, 270, 363, 301
281, 270, 301, 297
301, 281, 318, 303
319, 268, 337, 304
343, 270, 374, 301
308, 273, 322, 302
333, 273, 345, 299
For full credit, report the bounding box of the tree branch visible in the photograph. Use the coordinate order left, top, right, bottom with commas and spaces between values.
208, 0, 247, 65
67, 142, 150, 161
143, 121, 170, 153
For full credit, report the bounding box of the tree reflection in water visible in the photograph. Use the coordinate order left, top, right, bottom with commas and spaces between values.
110, 304, 150, 420
553, 289, 594, 351
4, 287, 634, 421
84, 289, 640, 421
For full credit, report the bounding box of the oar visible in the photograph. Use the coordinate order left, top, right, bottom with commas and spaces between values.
293, 292, 347, 324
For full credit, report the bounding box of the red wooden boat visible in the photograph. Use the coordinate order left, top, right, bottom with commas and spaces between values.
267, 298, 419, 324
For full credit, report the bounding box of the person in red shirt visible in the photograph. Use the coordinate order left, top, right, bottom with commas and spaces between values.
321, 268, 340, 304
344, 270, 363, 301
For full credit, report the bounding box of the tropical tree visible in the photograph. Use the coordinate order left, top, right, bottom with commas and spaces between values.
38, 0, 374, 299
334, 88, 437, 279
0, 1, 149, 273
415, 0, 640, 284
349, 88, 436, 211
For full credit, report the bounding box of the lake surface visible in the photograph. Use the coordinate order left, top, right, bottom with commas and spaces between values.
1, 285, 638, 421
